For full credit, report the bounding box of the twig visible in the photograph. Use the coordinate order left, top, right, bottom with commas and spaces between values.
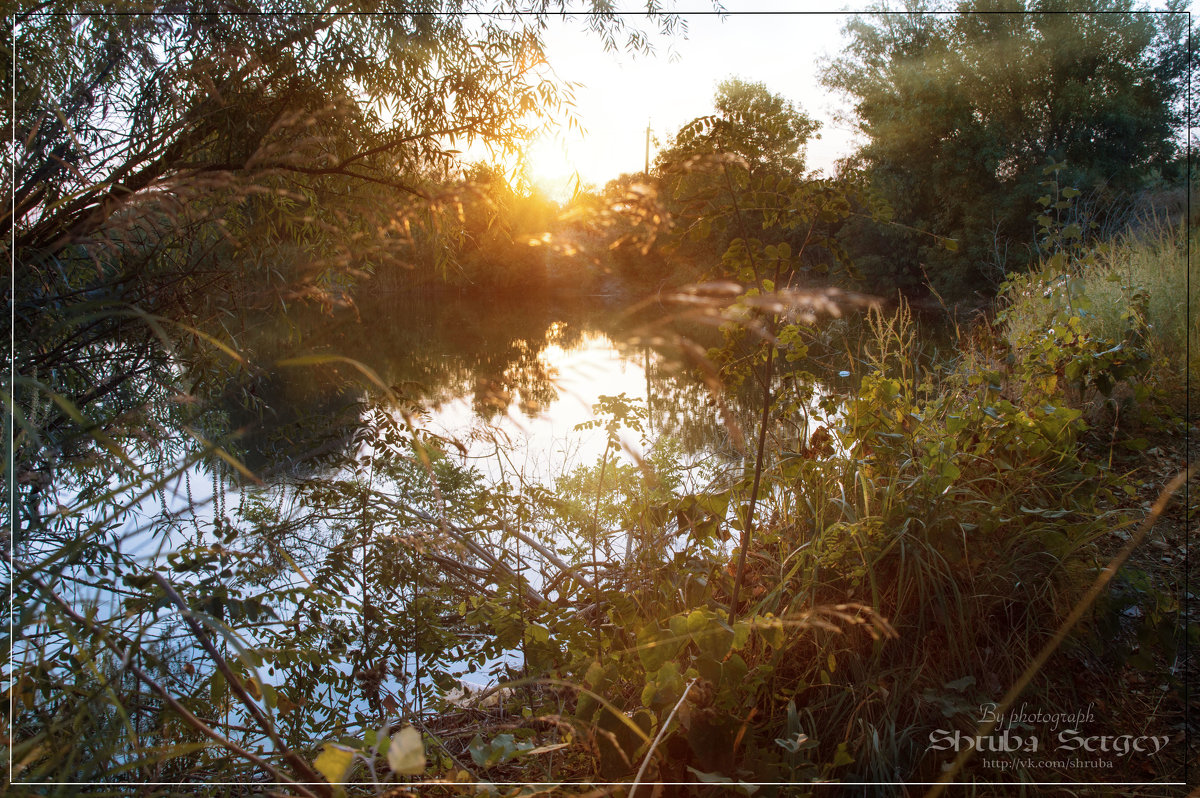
628, 678, 696, 798
371, 492, 550, 606
924, 466, 1193, 797
26, 574, 323, 798
149, 572, 329, 789
509, 526, 598, 594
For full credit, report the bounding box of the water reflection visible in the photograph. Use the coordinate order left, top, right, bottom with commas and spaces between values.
225, 288, 712, 476
221, 286, 876, 482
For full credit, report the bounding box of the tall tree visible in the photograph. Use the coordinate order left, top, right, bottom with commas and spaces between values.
822, 0, 1191, 299
655, 79, 826, 279
662, 77, 820, 176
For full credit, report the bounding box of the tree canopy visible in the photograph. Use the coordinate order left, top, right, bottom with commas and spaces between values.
660, 77, 820, 176
651, 79, 828, 280
822, 0, 1191, 298
8, 1, 683, 483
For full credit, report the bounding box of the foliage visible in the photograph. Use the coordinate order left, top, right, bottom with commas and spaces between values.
368, 163, 560, 291
9, 0, 681, 512
999, 217, 1196, 411
822, 0, 1192, 298
423, 280, 1153, 786
654, 80, 831, 267
6, 3, 687, 790
448, 164, 559, 288
659, 78, 820, 177
8, 4, 1187, 792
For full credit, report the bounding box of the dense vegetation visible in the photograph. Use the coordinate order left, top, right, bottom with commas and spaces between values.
6, 1, 1195, 795
823, 1, 1192, 299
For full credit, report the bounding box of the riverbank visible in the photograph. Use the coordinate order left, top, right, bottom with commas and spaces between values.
374, 220, 1195, 789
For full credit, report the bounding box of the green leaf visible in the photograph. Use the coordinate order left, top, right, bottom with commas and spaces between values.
697, 655, 723, 686
832, 742, 855, 767
944, 675, 975, 692
642, 662, 684, 709
696, 620, 735, 662
731, 620, 751, 651
584, 660, 606, 688
668, 614, 689, 641
387, 726, 425, 775
525, 623, 550, 644
757, 614, 786, 650
209, 671, 225, 706
637, 625, 673, 671
724, 653, 748, 687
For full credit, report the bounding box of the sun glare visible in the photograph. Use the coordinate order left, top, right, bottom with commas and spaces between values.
478, 11, 861, 203
522, 129, 596, 202
455, 11, 863, 203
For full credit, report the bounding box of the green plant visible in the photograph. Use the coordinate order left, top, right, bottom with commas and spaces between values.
1000, 219, 1194, 415
822, 1, 1191, 298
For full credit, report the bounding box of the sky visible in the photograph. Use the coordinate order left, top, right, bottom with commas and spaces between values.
511, 1, 1190, 200
520, 4, 861, 199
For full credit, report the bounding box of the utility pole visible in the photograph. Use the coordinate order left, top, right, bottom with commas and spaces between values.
644, 120, 651, 177
643, 118, 654, 433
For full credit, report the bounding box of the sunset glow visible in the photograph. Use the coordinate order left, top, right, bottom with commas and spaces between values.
20, 2, 1190, 789
500, 8, 863, 200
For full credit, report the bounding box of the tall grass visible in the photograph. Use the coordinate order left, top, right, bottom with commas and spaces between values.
748, 300, 1130, 783
551, 293, 1144, 787
999, 222, 1196, 409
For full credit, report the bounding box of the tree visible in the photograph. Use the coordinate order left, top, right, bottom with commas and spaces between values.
661, 78, 820, 176
8, 0, 684, 510
823, 0, 1191, 299
5, 2, 685, 787
654, 79, 826, 279
443, 162, 558, 289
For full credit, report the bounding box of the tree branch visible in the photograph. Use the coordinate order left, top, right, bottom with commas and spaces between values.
26, 573, 325, 798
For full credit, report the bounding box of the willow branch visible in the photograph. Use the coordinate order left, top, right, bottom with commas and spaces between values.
26, 574, 322, 798
149, 572, 330, 792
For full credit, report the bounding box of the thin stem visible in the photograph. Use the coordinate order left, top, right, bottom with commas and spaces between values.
591, 439, 613, 657
628, 678, 697, 798
27, 574, 324, 798
729, 327, 777, 627
149, 572, 327, 787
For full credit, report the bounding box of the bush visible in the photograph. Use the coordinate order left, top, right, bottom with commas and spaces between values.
997, 221, 1193, 415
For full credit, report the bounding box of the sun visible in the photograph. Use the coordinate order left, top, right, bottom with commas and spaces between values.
457, 123, 591, 202
522, 131, 586, 202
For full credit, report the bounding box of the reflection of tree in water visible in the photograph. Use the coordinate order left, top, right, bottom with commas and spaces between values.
223, 288, 603, 470
642, 357, 734, 458
467, 338, 559, 419
222, 284, 884, 476
615, 317, 870, 467
640, 354, 832, 465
